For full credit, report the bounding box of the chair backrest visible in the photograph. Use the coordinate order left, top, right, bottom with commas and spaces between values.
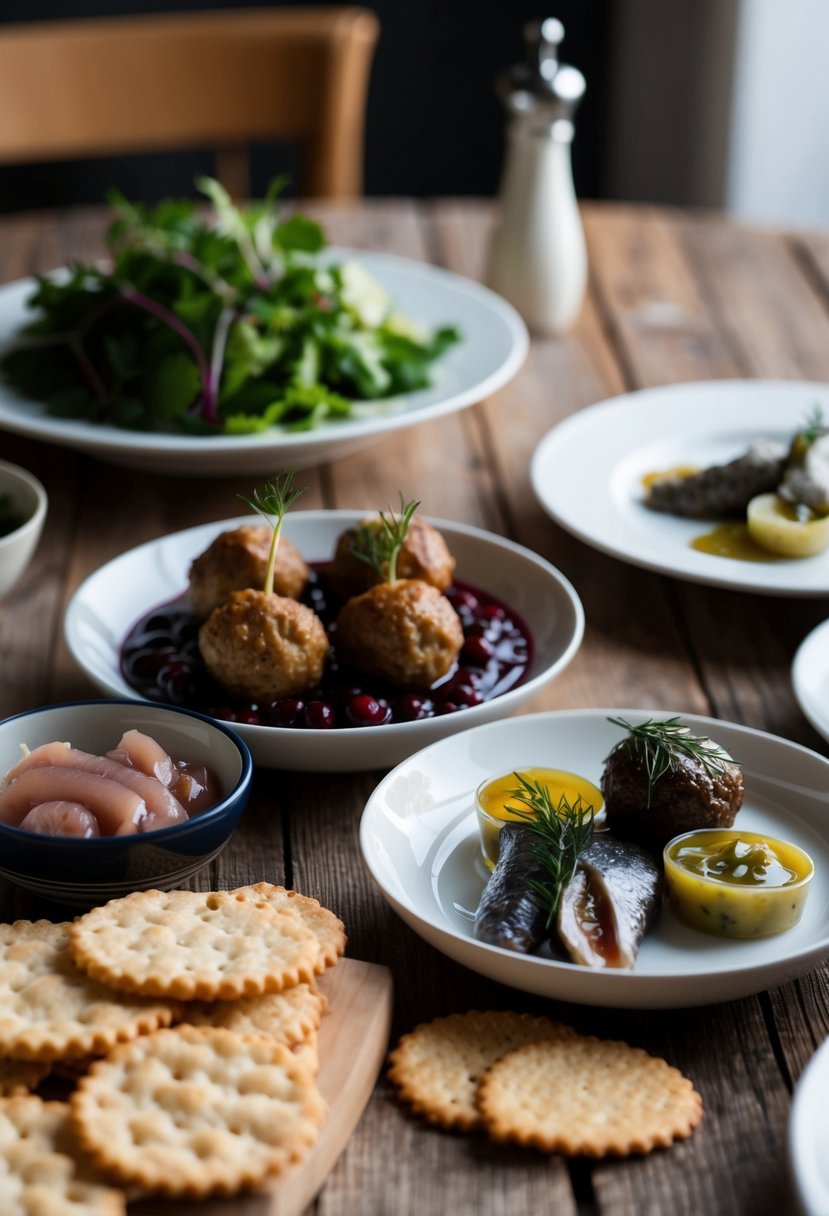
0, 7, 379, 199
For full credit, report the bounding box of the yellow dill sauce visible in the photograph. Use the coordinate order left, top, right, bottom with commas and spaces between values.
690, 521, 783, 562
663, 829, 814, 938
475, 767, 604, 869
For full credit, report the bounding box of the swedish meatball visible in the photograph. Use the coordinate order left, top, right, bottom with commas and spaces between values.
189, 525, 309, 619
198, 589, 327, 702
328, 517, 456, 601
602, 744, 744, 852
335, 579, 463, 688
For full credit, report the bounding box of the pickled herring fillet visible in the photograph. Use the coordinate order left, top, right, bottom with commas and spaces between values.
18, 801, 101, 837
0, 766, 147, 834
107, 729, 176, 786
645, 440, 787, 520
556, 835, 664, 969
3, 741, 186, 828
474, 824, 550, 953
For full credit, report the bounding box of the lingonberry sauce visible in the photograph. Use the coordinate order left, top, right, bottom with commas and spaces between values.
120, 569, 533, 729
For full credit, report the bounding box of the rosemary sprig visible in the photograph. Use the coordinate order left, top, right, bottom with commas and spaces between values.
606, 716, 735, 808
797, 405, 826, 449
507, 773, 594, 929
238, 469, 306, 595
349, 495, 420, 583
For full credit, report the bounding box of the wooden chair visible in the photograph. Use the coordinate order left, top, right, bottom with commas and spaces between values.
0, 7, 379, 199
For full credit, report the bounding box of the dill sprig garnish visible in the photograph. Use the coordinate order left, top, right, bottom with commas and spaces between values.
606, 715, 735, 808
798, 406, 826, 448
239, 469, 306, 595
349, 495, 420, 583
507, 773, 594, 928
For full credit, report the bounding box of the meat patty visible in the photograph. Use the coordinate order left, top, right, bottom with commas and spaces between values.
328, 517, 456, 601
189, 525, 309, 619
601, 747, 744, 851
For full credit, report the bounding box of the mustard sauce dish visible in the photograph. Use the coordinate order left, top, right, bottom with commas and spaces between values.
664, 828, 814, 939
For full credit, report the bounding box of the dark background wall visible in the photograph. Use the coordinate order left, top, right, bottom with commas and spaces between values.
0, 0, 611, 212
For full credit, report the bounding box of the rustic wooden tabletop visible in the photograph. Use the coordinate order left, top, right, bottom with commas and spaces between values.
0, 200, 828, 1216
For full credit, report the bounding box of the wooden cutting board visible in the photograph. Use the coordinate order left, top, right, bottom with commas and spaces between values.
133, 958, 393, 1216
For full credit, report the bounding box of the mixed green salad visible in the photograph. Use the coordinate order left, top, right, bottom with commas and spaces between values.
0, 180, 460, 435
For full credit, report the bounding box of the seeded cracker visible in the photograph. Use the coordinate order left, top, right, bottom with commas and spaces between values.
0, 921, 178, 1062
71, 1025, 326, 1198
70, 889, 320, 1000
182, 980, 325, 1046
387, 1011, 576, 1131
0, 1094, 125, 1215
477, 1035, 703, 1156
233, 883, 347, 971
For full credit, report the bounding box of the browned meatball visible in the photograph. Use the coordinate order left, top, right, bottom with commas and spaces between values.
198, 589, 327, 701
335, 579, 463, 688
601, 747, 744, 852
327, 517, 456, 601
188, 525, 309, 619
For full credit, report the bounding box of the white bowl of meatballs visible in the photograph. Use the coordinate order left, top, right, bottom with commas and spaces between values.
64, 510, 584, 771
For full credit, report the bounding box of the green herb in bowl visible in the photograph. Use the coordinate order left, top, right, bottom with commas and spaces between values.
1, 179, 460, 437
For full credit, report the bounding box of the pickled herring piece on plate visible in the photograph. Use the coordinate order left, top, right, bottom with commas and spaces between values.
3, 741, 187, 828
645, 440, 787, 520
556, 835, 664, 968
171, 761, 223, 816
474, 824, 551, 953
18, 801, 101, 837
0, 766, 148, 834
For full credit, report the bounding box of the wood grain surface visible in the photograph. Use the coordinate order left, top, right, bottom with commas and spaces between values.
0, 200, 827, 1216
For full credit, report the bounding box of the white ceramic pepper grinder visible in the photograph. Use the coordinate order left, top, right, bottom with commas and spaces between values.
488, 18, 587, 335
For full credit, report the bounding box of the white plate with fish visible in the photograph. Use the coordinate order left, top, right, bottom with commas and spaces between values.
530, 380, 829, 597
0, 252, 528, 477
793, 618, 829, 746
359, 709, 829, 1008
789, 1036, 829, 1216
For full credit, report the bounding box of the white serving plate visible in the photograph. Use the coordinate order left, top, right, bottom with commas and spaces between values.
64, 511, 584, 771
531, 380, 829, 597
0, 251, 527, 476
359, 709, 829, 1009
793, 618, 829, 747
790, 1036, 829, 1216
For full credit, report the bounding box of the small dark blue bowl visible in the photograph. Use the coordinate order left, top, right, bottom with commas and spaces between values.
0, 699, 252, 905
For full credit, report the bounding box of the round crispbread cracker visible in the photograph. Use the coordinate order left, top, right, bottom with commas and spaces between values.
181, 980, 324, 1047
232, 884, 346, 971
0, 1094, 125, 1215
70, 1025, 326, 1198
0, 1057, 50, 1096
386, 1010, 576, 1131
69, 889, 320, 1001
0, 921, 178, 1062
477, 1035, 703, 1157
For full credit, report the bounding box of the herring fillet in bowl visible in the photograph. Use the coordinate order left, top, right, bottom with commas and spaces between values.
64, 511, 585, 772
0, 699, 252, 904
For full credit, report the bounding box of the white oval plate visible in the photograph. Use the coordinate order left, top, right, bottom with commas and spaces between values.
64, 511, 583, 771
0, 251, 527, 476
359, 709, 829, 1008
790, 1036, 829, 1216
531, 380, 829, 597
793, 618, 829, 746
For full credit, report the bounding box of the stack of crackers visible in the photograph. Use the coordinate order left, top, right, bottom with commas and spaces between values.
0, 881, 346, 1212
388, 1010, 703, 1157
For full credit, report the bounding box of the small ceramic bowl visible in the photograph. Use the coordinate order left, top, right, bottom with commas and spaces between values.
0, 700, 252, 905
663, 828, 814, 939
0, 459, 47, 600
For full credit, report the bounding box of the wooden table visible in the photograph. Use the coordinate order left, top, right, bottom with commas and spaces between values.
1, 200, 828, 1216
